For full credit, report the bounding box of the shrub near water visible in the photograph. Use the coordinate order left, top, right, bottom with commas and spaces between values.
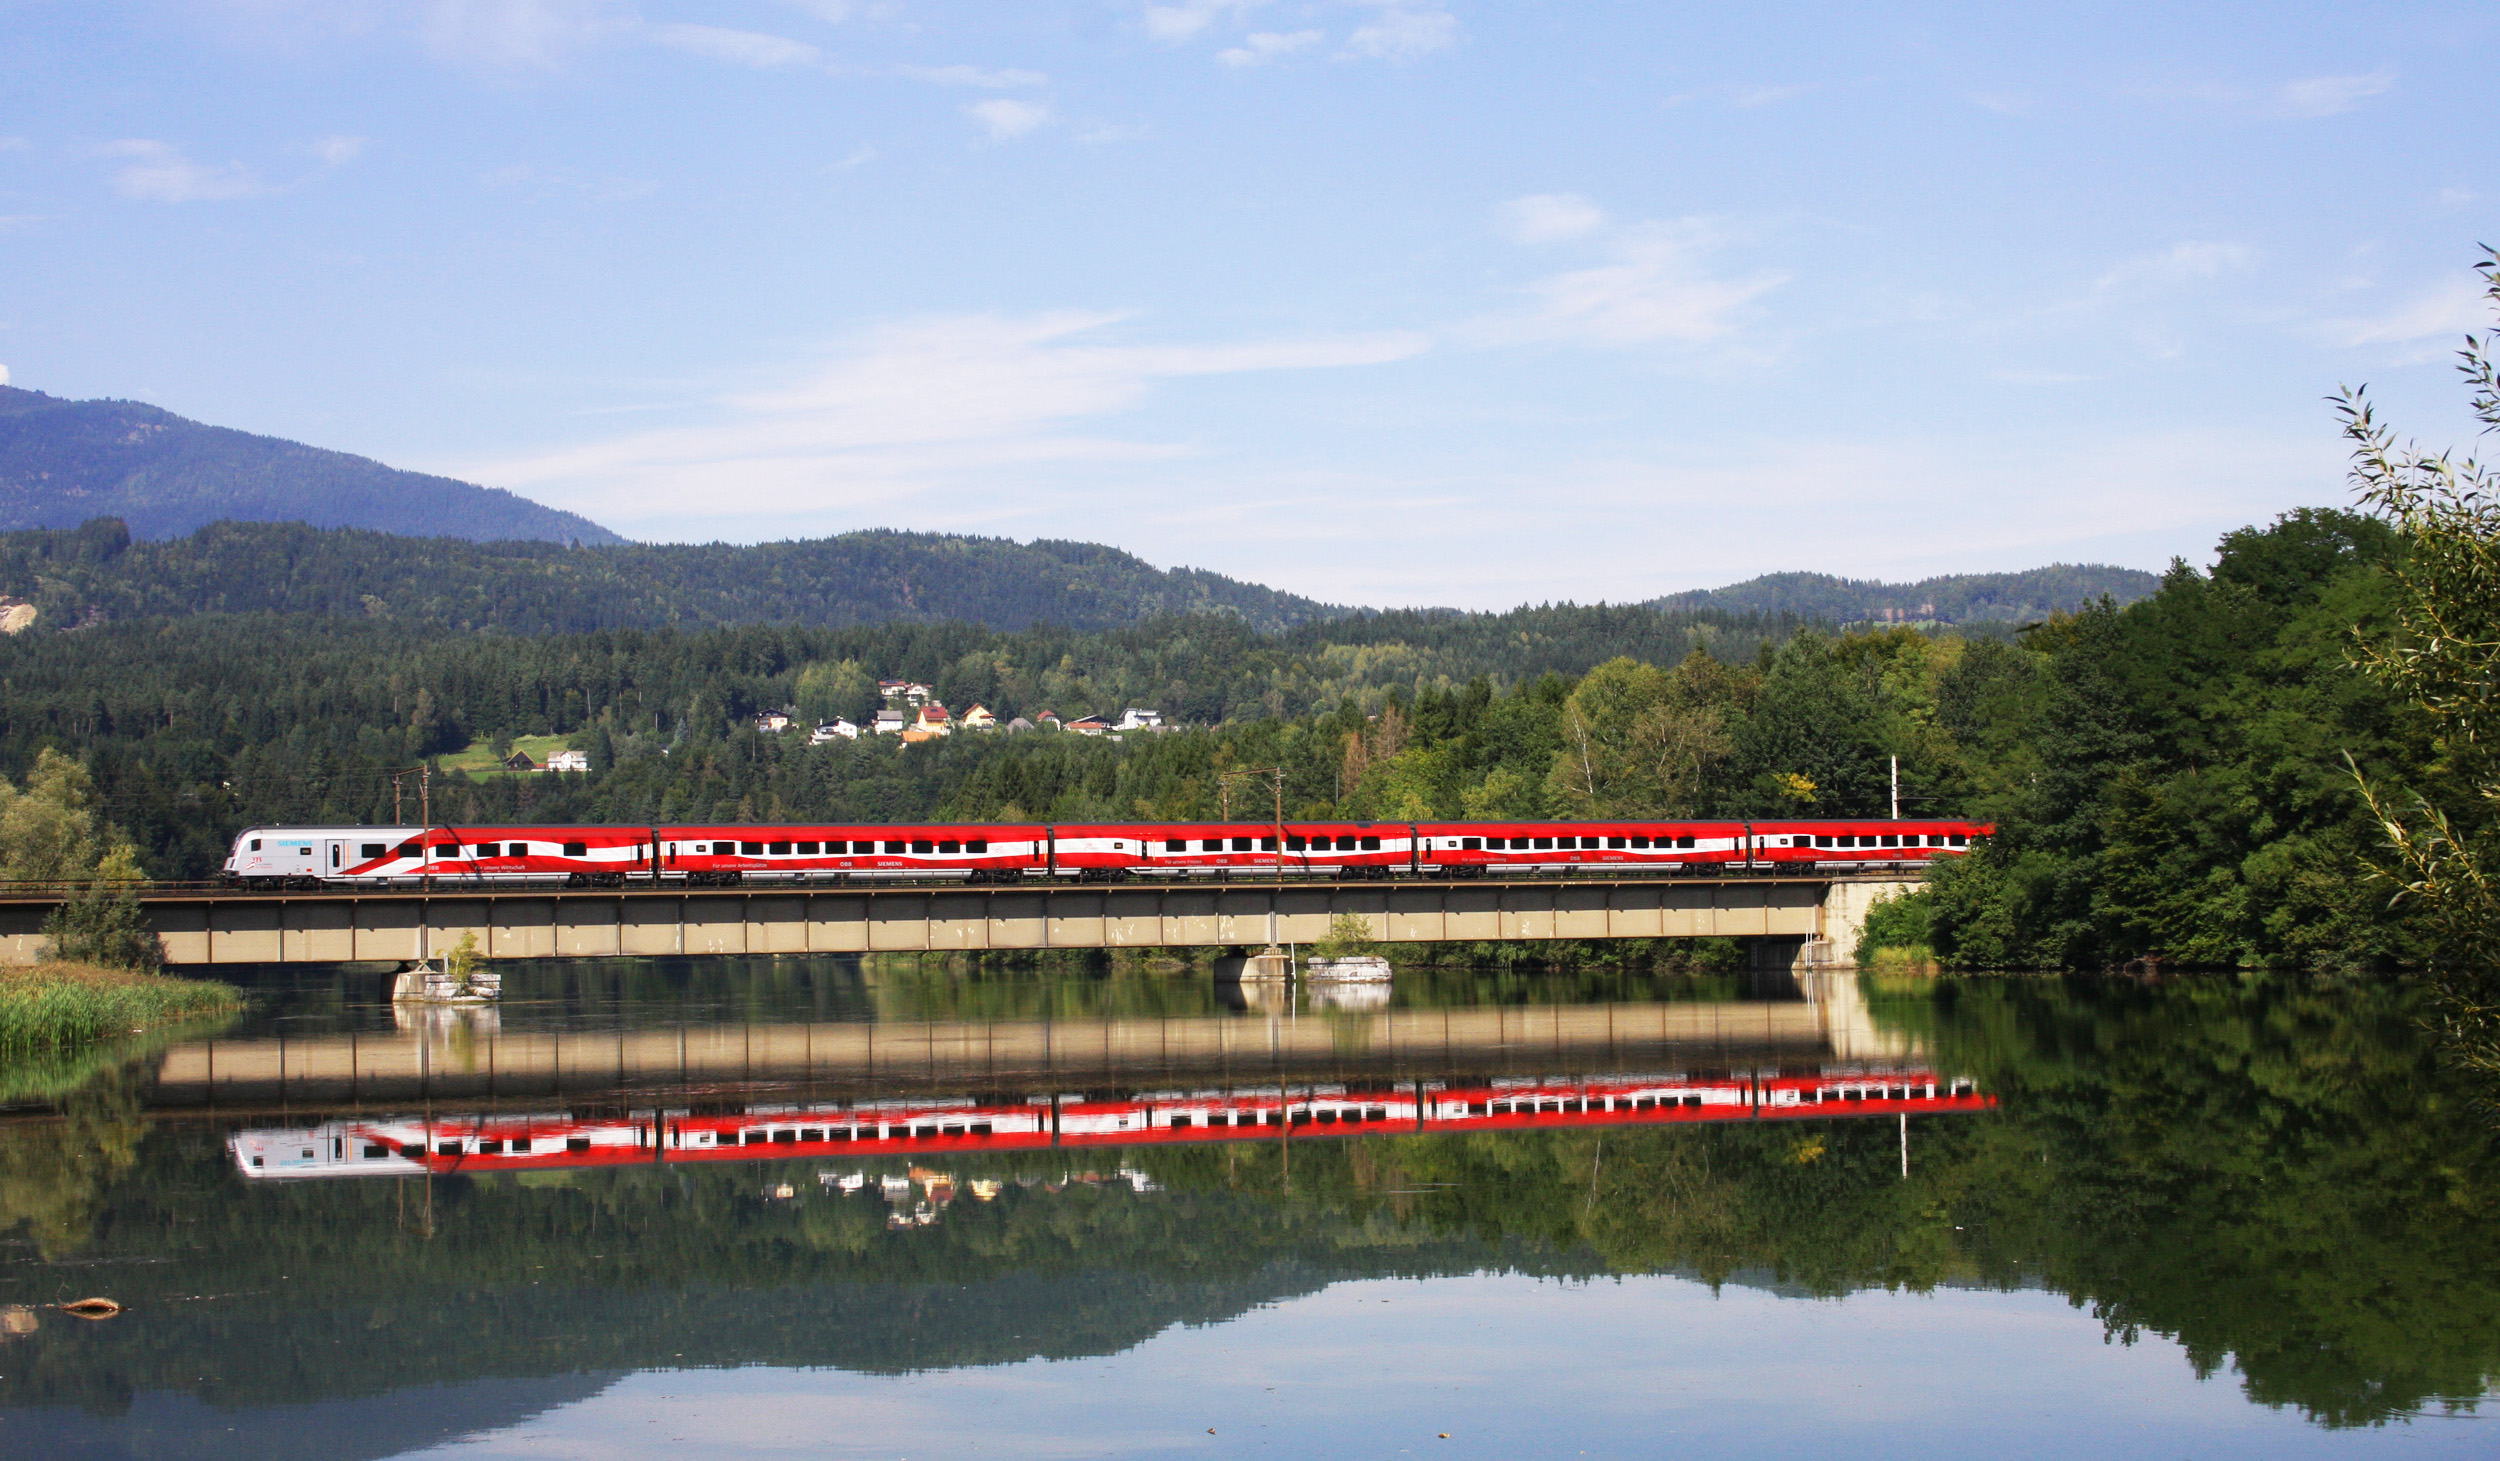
0, 961, 241, 1053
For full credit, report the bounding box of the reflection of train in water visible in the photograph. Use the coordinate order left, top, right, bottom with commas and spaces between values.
229, 1069, 1993, 1179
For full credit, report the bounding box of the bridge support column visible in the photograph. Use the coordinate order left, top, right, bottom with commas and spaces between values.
1803, 879, 1920, 970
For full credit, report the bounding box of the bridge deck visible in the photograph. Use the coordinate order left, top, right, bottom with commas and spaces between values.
0, 874, 1919, 966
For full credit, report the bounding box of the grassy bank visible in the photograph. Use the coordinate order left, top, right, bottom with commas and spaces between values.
0, 961, 244, 1054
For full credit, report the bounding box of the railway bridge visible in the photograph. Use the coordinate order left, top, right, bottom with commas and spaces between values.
0, 873, 1917, 970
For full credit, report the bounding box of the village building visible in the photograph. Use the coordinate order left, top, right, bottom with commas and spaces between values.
915, 702, 953, 736
958, 703, 997, 731
873, 708, 908, 734
544, 749, 589, 773
878, 679, 933, 706
753, 710, 793, 734
1064, 715, 1111, 736
1005, 716, 1035, 733
1033, 710, 1061, 728
810, 718, 860, 744
502, 749, 538, 772
1114, 708, 1165, 732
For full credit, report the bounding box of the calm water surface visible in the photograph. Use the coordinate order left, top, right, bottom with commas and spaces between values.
0, 959, 2492, 1459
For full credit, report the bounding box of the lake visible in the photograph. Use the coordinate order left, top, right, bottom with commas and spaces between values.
1, 958, 2492, 1459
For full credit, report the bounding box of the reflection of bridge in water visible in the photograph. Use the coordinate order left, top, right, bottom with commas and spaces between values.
151, 970, 1915, 1112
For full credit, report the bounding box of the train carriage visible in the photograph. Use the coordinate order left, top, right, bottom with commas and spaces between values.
222, 817, 1993, 888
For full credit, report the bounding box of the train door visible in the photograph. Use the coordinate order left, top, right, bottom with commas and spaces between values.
325, 838, 346, 878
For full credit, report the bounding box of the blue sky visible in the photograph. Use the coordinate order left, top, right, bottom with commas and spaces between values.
2, 1, 2495, 607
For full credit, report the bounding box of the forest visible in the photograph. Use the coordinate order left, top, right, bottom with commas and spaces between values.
0, 500, 2470, 970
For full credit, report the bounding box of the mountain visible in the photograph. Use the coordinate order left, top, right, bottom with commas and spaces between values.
0, 518, 1346, 635
0, 385, 624, 545
1649, 564, 2163, 625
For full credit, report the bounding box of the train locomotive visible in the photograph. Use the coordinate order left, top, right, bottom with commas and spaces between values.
221, 817, 1991, 888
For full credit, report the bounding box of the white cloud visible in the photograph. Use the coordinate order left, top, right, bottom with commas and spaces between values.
97, 140, 263, 203
1481, 221, 1786, 347
420, 0, 623, 70
307, 135, 367, 166
1500, 193, 1606, 244
2332, 279, 2488, 348
1143, 1, 1264, 43
775, 0, 857, 20
0, 365, 9, 387
1340, 3, 1456, 61
1219, 30, 1322, 66
455, 312, 1431, 535
650, 23, 822, 69
903, 64, 1049, 88
2093, 241, 2253, 292
2276, 69, 2394, 118
967, 98, 1053, 141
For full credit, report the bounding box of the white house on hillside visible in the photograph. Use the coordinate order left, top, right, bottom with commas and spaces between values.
545, 749, 590, 773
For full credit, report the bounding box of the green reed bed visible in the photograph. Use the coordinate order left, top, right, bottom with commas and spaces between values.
0, 961, 243, 1053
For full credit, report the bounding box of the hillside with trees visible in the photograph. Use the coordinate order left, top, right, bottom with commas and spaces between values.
1652, 564, 2161, 625
0, 386, 622, 545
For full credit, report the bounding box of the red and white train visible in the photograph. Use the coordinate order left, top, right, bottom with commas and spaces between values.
230, 1068, 1995, 1179
222, 818, 1990, 888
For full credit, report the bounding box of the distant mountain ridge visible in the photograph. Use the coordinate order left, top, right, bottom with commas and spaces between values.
0, 518, 1347, 636
0, 385, 623, 545
1650, 565, 2162, 625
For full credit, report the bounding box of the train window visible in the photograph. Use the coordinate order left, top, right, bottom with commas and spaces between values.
1261, 837, 1277, 852
1310, 835, 1332, 851
1533, 836, 1553, 850
1200, 838, 1221, 852
769, 841, 792, 856
300, 845, 314, 856
912, 840, 935, 854
1813, 835, 1830, 847
1881, 834, 1900, 848
1232, 837, 1252, 852
397, 842, 420, 858
740, 841, 763, 856
1578, 837, 1597, 849
361, 843, 386, 859
1950, 834, 1967, 847
248, 838, 261, 851
1286, 835, 1307, 851
1167, 839, 1187, 852
939, 840, 961, 854
1630, 835, 1650, 849
968, 840, 988, 854
797, 841, 820, 855
471, 844, 493, 858
1676, 836, 1695, 849
884, 840, 905, 854
1462, 837, 1482, 851
1360, 836, 1381, 851
846, 841, 868, 854
362, 1143, 389, 1159
563, 841, 588, 857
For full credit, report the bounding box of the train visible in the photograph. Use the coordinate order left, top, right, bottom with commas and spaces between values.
229, 1068, 1995, 1179
221, 817, 1991, 888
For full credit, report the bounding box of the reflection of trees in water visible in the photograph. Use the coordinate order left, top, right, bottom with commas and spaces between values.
0, 974, 2492, 1427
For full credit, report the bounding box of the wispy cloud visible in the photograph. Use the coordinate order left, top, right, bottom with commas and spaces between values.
967, 98, 1053, 141
1500, 194, 1606, 244
306, 135, 367, 166
903, 64, 1048, 88
97, 140, 263, 202
1340, 3, 1456, 61
457, 312, 1431, 533
420, 0, 625, 70
1219, 30, 1322, 67
2331, 279, 2487, 349
2158, 67, 2398, 120
1667, 82, 1812, 109
2093, 241, 2253, 292
650, 23, 822, 69
1479, 218, 1786, 347
1142, 1, 1265, 43
2276, 69, 2394, 118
